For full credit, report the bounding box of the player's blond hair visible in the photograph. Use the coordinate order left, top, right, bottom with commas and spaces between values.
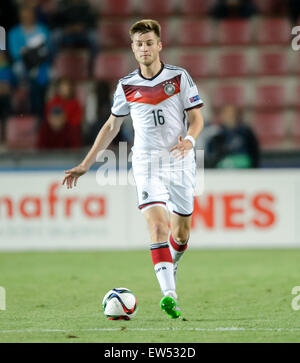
129, 19, 161, 40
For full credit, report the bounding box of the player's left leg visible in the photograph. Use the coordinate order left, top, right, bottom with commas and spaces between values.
169, 213, 191, 285
167, 156, 195, 286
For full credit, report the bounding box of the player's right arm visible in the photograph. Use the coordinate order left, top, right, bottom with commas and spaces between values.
62, 114, 125, 189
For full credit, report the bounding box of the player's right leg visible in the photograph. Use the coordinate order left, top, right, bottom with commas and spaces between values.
143, 206, 182, 319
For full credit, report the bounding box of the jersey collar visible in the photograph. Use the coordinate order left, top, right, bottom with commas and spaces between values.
138, 62, 164, 81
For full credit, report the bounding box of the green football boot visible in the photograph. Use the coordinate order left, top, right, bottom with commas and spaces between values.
160, 296, 182, 319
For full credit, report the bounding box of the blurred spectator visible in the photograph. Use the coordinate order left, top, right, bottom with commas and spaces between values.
0, 52, 15, 145
37, 105, 81, 149
51, 0, 98, 64
8, 4, 51, 120
22, 0, 55, 26
45, 77, 83, 146
210, 0, 258, 19
205, 105, 260, 168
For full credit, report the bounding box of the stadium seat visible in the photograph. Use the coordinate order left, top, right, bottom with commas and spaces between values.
99, 0, 134, 17
98, 21, 131, 48
137, 0, 174, 16
178, 0, 212, 16
6, 116, 37, 150
54, 51, 89, 81
215, 52, 249, 78
291, 113, 300, 144
292, 53, 300, 75
93, 53, 131, 81
255, 51, 289, 76
251, 112, 286, 147
292, 84, 300, 108
211, 84, 247, 109
177, 19, 213, 47
177, 53, 210, 79
217, 20, 252, 46
253, 84, 286, 109
255, 18, 290, 45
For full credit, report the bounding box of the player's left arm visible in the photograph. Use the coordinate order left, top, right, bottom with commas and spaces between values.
170, 107, 204, 157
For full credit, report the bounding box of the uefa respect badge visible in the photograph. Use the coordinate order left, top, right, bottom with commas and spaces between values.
0, 26, 6, 50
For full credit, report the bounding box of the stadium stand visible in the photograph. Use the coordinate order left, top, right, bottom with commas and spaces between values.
293, 52, 300, 75
54, 50, 90, 81
216, 20, 252, 46
291, 114, 300, 145
6, 116, 37, 150
1, 0, 298, 159
177, 19, 213, 47
255, 50, 289, 76
251, 112, 287, 148
178, 53, 211, 79
255, 18, 291, 45
293, 84, 300, 109
177, 0, 213, 16
98, 20, 131, 49
291, 112, 300, 146
211, 84, 247, 109
93, 53, 131, 81
252, 0, 288, 15
137, 0, 175, 17
215, 52, 249, 78
99, 0, 134, 17
254, 84, 287, 110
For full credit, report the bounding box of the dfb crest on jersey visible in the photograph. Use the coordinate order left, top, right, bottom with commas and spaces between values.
164, 83, 175, 96
142, 191, 149, 200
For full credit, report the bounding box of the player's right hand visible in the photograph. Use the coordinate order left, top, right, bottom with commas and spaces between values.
62, 165, 88, 189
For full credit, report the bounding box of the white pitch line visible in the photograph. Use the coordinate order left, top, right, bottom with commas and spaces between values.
1, 327, 300, 334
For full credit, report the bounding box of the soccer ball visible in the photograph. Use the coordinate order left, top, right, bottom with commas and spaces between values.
102, 288, 138, 320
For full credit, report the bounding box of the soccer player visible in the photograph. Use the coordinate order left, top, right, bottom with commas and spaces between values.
62, 19, 204, 319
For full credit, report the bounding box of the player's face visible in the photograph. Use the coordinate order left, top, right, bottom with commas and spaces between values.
131, 31, 162, 66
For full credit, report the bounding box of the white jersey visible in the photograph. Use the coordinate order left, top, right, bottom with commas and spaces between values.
111, 63, 203, 152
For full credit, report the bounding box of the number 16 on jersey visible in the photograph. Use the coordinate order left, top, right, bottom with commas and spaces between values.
152, 109, 165, 126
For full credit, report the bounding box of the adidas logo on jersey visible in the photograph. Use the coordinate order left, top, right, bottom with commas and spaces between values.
134, 91, 142, 98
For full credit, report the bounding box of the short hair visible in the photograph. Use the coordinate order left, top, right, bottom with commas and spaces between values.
129, 19, 161, 40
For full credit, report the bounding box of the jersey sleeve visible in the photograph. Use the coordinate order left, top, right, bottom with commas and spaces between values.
180, 70, 204, 111
111, 82, 130, 117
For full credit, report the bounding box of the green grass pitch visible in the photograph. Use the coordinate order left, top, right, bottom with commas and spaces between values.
0, 249, 300, 343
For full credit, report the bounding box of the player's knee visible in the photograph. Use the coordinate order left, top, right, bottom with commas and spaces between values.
172, 227, 189, 244
149, 220, 169, 241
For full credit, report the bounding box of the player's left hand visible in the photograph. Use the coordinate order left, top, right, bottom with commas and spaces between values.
170, 136, 193, 159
